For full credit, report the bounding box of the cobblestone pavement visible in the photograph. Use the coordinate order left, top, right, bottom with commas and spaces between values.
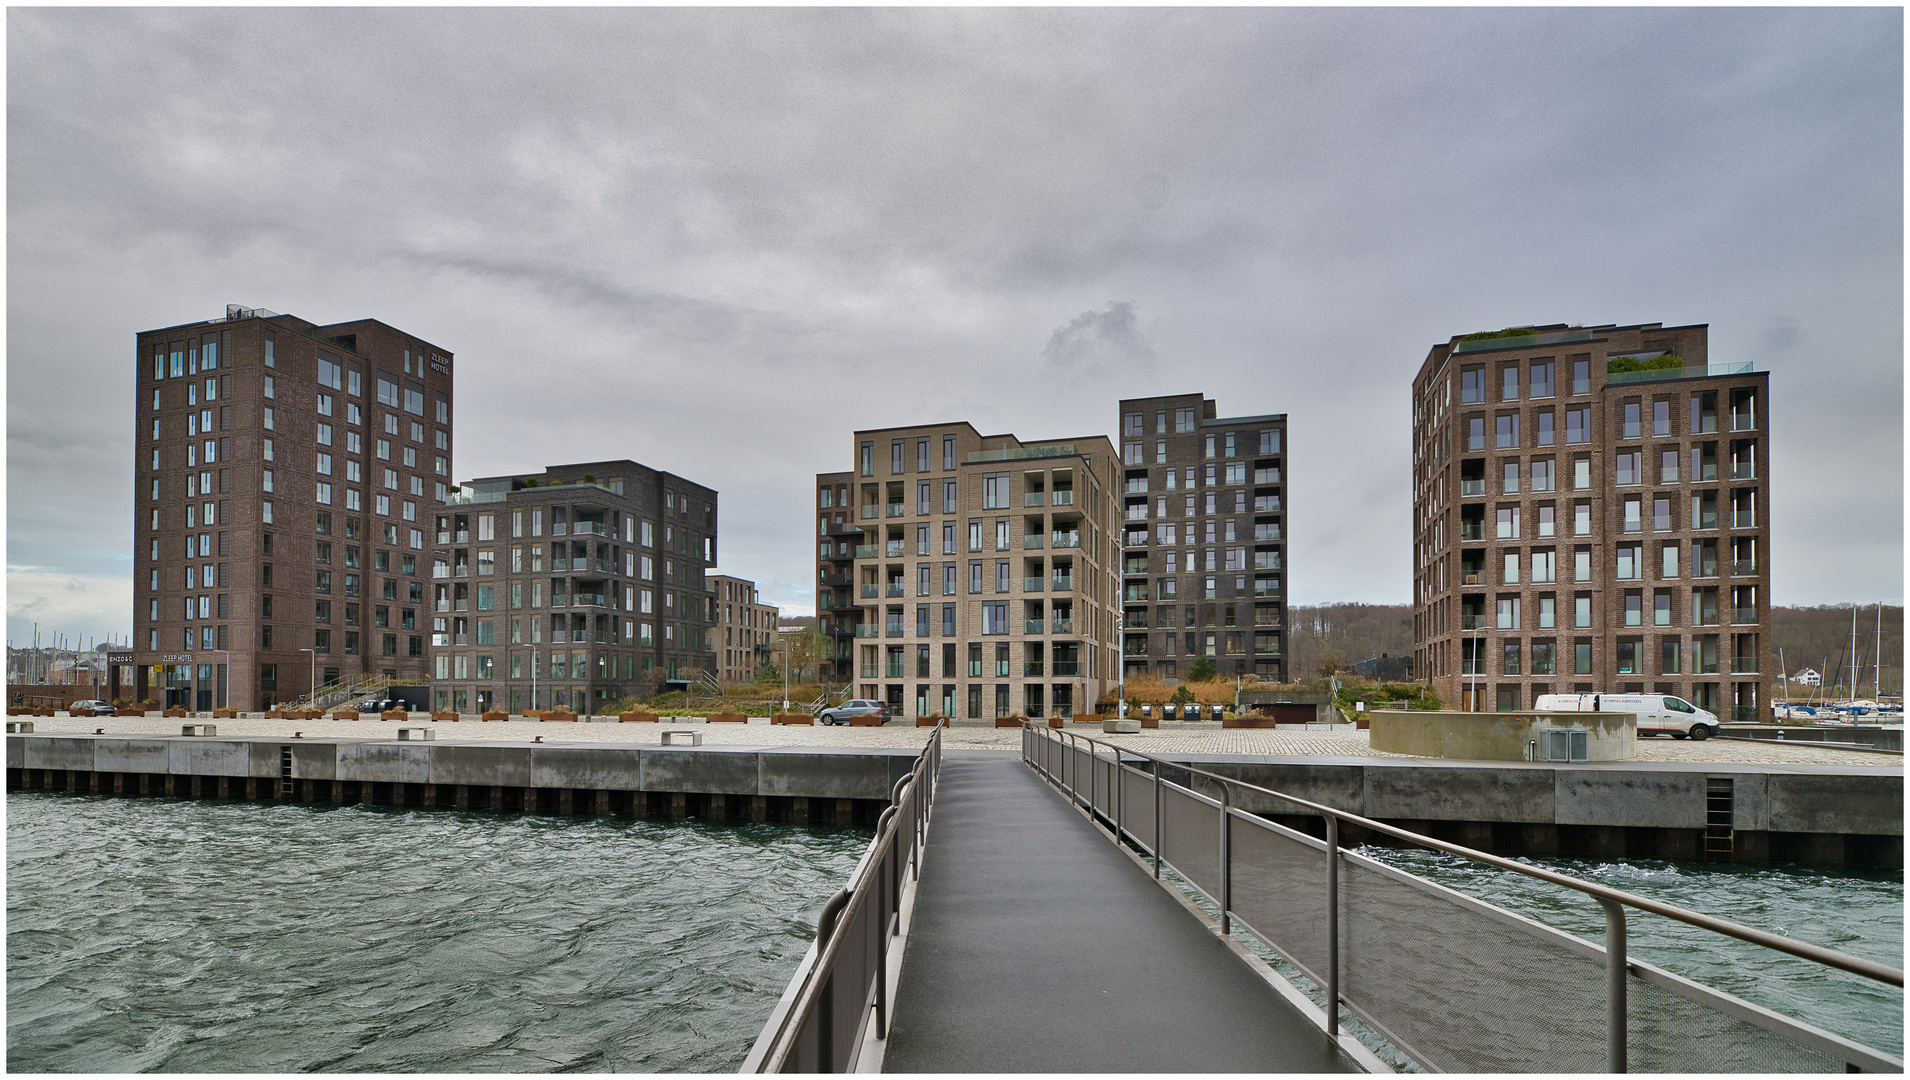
18, 715, 1898, 767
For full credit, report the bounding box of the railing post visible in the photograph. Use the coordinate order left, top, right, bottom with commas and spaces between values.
1600, 898, 1629, 1073
1220, 786, 1232, 936
1114, 752, 1123, 843
1325, 815, 1339, 1035
1153, 758, 1163, 879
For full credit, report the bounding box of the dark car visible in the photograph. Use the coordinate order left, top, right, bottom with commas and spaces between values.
817, 699, 888, 725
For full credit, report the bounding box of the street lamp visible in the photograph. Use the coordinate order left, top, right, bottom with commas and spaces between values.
299, 648, 316, 708
1116, 612, 1126, 719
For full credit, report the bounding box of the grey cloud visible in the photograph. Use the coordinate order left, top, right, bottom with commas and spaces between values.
1042, 302, 1156, 381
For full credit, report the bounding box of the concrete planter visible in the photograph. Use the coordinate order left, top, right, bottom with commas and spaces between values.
214, 708, 238, 719
915, 715, 948, 727
331, 710, 359, 721
543, 711, 578, 722
771, 713, 811, 725
432, 711, 459, 723
164, 708, 188, 718
708, 714, 747, 723
1048, 717, 1064, 728
620, 713, 659, 723
850, 714, 885, 726
994, 717, 1024, 729
117, 707, 148, 717
481, 711, 509, 723
295, 709, 324, 721
381, 709, 408, 721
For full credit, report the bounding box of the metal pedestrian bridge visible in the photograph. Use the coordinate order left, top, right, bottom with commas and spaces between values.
745, 725, 1903, 1073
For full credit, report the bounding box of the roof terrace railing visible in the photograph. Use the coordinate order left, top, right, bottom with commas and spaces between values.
1020, 723, 1901, 1074
743, 727, 943, 1073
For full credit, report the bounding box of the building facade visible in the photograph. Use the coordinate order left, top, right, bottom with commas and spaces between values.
814, 469, 858, 685
1410, 322, 1771, 720
431, 460, 719, 714
826, 423, 1122, 720
120, 306, 453, 710
709, 574, 779, 685
1115, 395, 1289, 683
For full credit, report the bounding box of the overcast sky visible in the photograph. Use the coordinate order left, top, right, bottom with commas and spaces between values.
7, 7, 1903, 650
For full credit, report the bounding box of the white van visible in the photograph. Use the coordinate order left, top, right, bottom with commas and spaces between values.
1533, 693, 1720, 740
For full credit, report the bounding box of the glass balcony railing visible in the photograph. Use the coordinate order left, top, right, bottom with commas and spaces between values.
1051, 577, 1074, 591
861, 507, 878, 520
1732, 560, 1758, 576
1733, 608, 1757, 625
1052, 491, 1074, 506
855, 545, 878, 559
1024, 577, 1046, 592
1603, 361, 1755, 386
1731, 465, 1756, 480
1730, 414, 1756, 432
1732, 512, 1756, 529
1461, 660, 1483, 674
860, 585, 878, 599
887, 504, 906, 517
1459, 524, 1485, 541
1024, 620, 1044, 635
1025, 492, 1046, 506
1051, 619, 1074, 635
1731, 657, 1759, 674
1053, 661, 1082, 676
886, 542, 906, 557
886, 665, 904, 679
886, 584, 905, 597
573, 521, 609, 537
1024, 662, 1045, 676
886, 626, 905, 638
1460, 615, 1483, 630
1051, 534, 1081, 548
1024, 536, 1044, 549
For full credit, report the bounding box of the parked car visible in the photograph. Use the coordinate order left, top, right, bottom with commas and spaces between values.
67, 700, 115, 716
356, 698, 405, 713
817, 699, 888, 725
1533, 693, 1719, 740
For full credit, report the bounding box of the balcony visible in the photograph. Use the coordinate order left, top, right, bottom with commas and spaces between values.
861, 506, 878, 520
432, 565, 451, 578
1024, 662, 1045, 676
1453, 328, 1598, 355
1602, 360, 1755, 386
886, 626, 905, 638
1051, 533, 1081, 548
860, 585, 879, 599
1051, 576, 1074, 592
886, 541, 906, 558
1025, 492, 1046, 506
1462, 573, 1482, 586
1459, 524, 1485, 541
1461, 659, 1483, 674
1732, 512, 1756, 529
1052, 490, 1074, 506
1024, 619, 1044, 635
861, 665, 877, 679
1731, 465, 1756, 481
573, 593, 608, 608
1124, 479, 1148, 494
1024, 536, 1044, 549
1733, 608, 1757, 625
1051, 619, 1074, 635
886, 504, 906, 518
1254, 469, 1282, 484
1124, 507, 1148, 521
820, 572, 850, 588
886, 584, 905, 598
550, 595, 568, 608
886, 664, 904, 678
573, 521, 610, 537
1460, 615, 1483, 630
855, 545, 878, 559
1732, 560, 1758, 576
1731, 657, 1759, 674
831, 624, 858, 637
1024, 577, 1046, 592
1052, 661, 1082, 676
826, 522, 865, 537
1730, 414, 1756, 433
1123, 587, 1146, 603
855, 625, 878, 638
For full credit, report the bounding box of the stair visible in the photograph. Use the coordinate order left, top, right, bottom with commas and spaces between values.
1705, 776, 1735, 855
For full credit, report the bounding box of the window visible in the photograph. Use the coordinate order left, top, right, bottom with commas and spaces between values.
1495, 506, 1520, 539
1536, 503, 1556, 537
1574, 546, 1592, 581
1654, 590, 1673, 626
1575, 594, 1593, 628
860, 441, 873, 476
1565, 407, 1590, 443
1572, 457, 1591, 490
982, 474, 1009, 509
1615, 450, 1641, 486
1460, 367, 1485, 403
1652, 399, 1672, 437
1616, 542, 1642, 580
1496, 597, 1520, 629
1466, 417, 1485, 452
1502, 551, 1520, 584
1501, 461, 1519, 494
1623, 496, 1642, 532
968, 561, 982, 594
1175, 408, 1195, 433
892, 440, 905, 474
1537, 595, 1557, 629
1661, 543, 1680, 578
1531, 550, 1555, 583
1531, 361, 1554, 398
982, 602, 1009, 634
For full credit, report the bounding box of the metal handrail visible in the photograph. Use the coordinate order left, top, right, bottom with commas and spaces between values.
1027, 724, 1900, 986
744, 728, 942, 1073
1021, 723, 1901, 1074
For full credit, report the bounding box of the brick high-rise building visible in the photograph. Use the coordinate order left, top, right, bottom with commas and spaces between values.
432, 460, 717, 714
118, 306, 453, 711
1410, 322, 1771, 720
814, 469, 857, 685
1115, 394, 1289, 683
824, 423, 1122, 720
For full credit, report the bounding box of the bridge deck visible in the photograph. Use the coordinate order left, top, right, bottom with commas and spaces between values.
882, 753, 1355, 1073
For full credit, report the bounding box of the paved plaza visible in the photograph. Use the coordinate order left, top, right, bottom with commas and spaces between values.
18, 715, 1897, 767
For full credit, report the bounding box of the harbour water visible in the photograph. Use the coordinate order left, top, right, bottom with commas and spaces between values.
1358, 846, 1904, 1058
7, 793, 868, 1072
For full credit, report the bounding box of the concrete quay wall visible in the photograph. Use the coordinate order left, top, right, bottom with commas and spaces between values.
6, 734, 920, 826
1161, 756, 1903, 869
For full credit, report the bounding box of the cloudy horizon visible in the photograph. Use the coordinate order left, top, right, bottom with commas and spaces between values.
7, 6, 1903, 650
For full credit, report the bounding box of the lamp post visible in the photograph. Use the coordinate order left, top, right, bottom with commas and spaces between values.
1115, 612, 1126, 719
299, 648, 316, 708
781, 635, 791, 713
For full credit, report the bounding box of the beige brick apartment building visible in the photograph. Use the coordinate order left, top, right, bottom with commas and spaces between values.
817, 423, 1122, 720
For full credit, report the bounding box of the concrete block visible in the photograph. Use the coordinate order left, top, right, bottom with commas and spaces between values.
93, 738, 170, 774
660, 730, 705, 747
337, 743, 432, 785
759, 750, 897, 800
22, 737, 96, 772
641, 748, 762, 795
249, 741, 290, 778
289, 742, 339, 780
5, 736, 23, 769
171, 740, 251, 778
427, 744, 532, 788
1767, 774, 1903, 836
1365, 764, 1555, 823
6, 721, 34, 734
527, 748, 644, 790
1730, 772, 1772, 833
1554, 770, 1707, 829
1185, 761, 1367, 816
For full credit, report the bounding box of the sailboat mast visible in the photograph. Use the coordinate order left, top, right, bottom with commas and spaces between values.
1875, 604, 1883, 700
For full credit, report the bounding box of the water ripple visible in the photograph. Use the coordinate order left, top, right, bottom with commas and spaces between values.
8, 793, 868, 1072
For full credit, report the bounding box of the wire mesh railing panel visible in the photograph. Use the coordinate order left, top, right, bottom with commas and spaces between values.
1120, 765, 1156, 851
1626, 972, 1843, 1073
1158, 783, 1223, 903
1226, 816, 1330, 983
1340, 857, 1608, 1072
1091, 754, 1117, 820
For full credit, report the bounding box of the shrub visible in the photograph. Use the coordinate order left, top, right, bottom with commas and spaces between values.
1607, 352, 1683, 374
1187, 657, 1218, 683
1459, 327, 1540, 342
